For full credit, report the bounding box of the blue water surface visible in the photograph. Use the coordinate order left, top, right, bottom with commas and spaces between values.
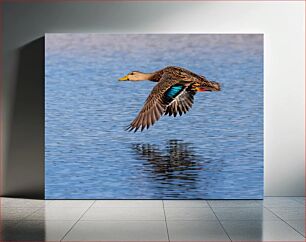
45, 34, 263, 199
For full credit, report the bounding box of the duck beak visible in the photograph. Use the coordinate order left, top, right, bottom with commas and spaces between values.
118, 75, 129, 81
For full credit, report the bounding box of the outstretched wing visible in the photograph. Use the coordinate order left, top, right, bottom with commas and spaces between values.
126, 74, 184, 132
165, 88, 196, 117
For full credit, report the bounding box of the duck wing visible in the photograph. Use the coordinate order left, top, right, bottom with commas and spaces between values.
165, 87, 196, 117
126, 74, 189, 132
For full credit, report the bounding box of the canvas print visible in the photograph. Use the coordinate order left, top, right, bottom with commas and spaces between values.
45, 34, 263, 199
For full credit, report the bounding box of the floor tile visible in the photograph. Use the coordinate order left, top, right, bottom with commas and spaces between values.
1, 197, 305, 241
63, 220, 168, 241
1, 220, 75, 241
268, 207, 305, 220
93, 200, 162, 208
0, 198, 45, 208
208, 199, 263, 207
0, 207, 39, 220
221, 220, 305, 241
46, 200, 94, 208
0, 220, 21, 240
165, 207, 217, 221
163, 200, 209, 207
264, 197, 304, 207
0, 220, 20, 231
81, 207, 165, 221
291, 197, 305, 205
26, 207, 88, 220
212, 207, 279, 221
286, 220, 305, 236
167, 220, 230, 241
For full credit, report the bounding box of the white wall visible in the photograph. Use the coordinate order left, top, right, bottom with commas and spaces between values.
3, 1, 304, 197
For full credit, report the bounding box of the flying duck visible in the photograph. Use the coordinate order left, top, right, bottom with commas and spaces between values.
119, 66, 221, 132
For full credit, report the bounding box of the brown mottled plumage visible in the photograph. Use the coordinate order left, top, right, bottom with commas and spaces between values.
118, 66, 221, 132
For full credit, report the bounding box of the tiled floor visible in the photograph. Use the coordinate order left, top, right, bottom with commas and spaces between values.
0, 197, 304, 241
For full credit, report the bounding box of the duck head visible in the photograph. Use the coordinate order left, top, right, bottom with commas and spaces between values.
119, 71, 153, 81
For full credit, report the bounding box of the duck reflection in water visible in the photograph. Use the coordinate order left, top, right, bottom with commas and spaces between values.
132, 140, 203, 183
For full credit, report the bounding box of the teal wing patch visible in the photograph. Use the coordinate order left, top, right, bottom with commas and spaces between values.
164, 84, 185, 103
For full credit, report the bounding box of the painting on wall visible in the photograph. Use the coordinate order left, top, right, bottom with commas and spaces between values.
45, 34, 263, 199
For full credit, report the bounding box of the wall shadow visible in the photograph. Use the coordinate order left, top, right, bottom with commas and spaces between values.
5, 37, 45, 199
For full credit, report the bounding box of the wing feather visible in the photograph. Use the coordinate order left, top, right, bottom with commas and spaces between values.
165, 89, 196, 117
126, 74, 180, 132
126, 74, 197, 132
